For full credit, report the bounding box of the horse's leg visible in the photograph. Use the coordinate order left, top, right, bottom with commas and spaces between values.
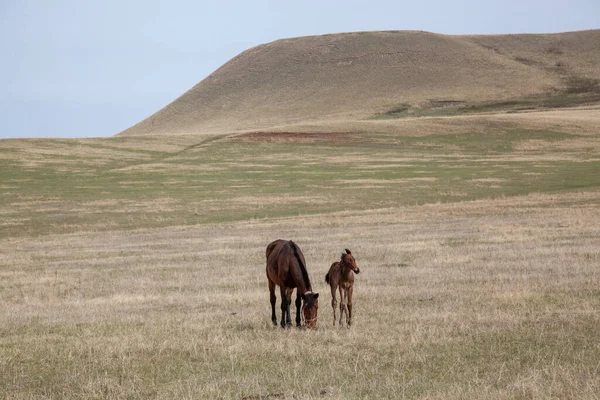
338, 286, 346, 326
268, 278, 277, 326
279, 286, 289, 328
330, 283, 338, 327
295, 290, 302, 327
347, 284, 354, 327
285, 288, 293, 327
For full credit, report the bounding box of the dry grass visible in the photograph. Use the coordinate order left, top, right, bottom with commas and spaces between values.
1, 192, 599, 399
256, 104, 600, 139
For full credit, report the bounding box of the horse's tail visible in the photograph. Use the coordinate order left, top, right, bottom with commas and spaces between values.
325, 272, 330, 284
266, 240, 278, 260
289, 241, 311, 290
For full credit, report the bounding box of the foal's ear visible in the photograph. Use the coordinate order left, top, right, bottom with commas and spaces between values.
345, 249, 352, 255
314, 293, 319, 300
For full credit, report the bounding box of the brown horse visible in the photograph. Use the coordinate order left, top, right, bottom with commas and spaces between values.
266, 239, 319, 328
325, 249, 360, 327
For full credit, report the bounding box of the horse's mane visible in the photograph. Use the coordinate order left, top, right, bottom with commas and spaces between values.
289, 240, 311, 290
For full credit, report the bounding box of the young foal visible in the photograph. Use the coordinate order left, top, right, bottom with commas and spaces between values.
266, 239, 319, 328
325, 249, 360, 327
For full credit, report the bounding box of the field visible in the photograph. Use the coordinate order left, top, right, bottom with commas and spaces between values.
1, 106, 600, 398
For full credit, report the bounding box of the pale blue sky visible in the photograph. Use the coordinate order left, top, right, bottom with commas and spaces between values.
1, 0, 598, 138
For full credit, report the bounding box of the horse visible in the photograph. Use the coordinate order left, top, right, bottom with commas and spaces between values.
325, 249, 360, 327
266, 239, 319, 328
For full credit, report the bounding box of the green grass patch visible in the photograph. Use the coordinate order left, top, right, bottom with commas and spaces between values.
371, 79, 600, 120
1, 128, 599, 238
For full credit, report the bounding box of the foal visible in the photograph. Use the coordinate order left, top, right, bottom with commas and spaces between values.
325, 249, 360, 327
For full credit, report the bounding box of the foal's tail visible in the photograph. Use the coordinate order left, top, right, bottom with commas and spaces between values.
325, 272, 330, 284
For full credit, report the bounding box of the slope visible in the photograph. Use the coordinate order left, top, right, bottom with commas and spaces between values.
119, 30, 600, 136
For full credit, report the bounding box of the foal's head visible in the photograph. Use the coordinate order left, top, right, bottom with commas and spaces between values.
302, 292, 319, 329
341, 249, 360, 274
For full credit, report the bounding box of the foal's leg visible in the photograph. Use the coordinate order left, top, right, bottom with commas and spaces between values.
279, 286, 291, 328
338, 286, 347, 326
268, 278, 277, 326
347, 284, 354, 327
330, 283, 338, 327
295, 290, 302, 327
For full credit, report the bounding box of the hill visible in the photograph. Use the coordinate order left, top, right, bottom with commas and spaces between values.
119, 29, 600, 136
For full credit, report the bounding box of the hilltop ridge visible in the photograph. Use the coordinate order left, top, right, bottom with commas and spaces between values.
119, 29, 600, 136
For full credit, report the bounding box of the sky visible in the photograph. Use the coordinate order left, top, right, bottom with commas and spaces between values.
1, 0, 598, 139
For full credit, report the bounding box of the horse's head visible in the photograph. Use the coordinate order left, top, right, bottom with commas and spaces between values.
302, 292, 319, 329
341, 249, 360, 274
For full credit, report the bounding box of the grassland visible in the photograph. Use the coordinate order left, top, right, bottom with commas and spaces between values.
2, 110, 600, 238
1, 107, 600, 398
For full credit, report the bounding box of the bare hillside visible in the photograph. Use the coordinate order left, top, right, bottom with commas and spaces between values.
119, 30, 600, 136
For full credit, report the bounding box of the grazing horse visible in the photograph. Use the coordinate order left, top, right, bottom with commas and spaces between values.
266, 239, 319, 328
325, 249, 360, 327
